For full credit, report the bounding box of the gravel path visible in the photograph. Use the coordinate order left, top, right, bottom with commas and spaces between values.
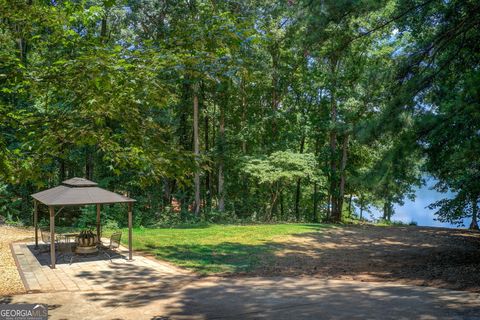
0, 225, 33, 295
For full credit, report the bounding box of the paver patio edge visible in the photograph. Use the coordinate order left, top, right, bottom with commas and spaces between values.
9, 242, 30, 293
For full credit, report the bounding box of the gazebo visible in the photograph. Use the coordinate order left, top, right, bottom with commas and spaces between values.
31, 177, 135, 268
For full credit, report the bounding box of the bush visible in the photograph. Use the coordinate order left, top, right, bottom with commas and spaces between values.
102, 219, 119, 231
75, 206, 97, 229
4, 212, 24, 227
376, 219, 417, 226
203, 210, 239, 224
151, 209, 184, 227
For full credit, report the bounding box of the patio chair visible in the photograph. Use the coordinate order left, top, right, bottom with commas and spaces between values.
99, 232, 123, 262
40, 229, 54, 252
57, 237, 75, 265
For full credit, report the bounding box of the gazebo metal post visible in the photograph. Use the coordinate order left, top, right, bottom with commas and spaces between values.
49, 206, 56, 269
34, 200, 38, 249
128, 202, 133, 261
96, 204, 101, 244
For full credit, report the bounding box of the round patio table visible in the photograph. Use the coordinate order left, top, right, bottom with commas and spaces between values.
62, 233, 79, 243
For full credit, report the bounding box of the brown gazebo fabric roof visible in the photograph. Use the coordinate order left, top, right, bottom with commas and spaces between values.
31, 177, 135, 206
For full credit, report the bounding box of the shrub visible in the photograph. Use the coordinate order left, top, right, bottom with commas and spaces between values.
203, 210, 239, 224
376, 219, 417, 226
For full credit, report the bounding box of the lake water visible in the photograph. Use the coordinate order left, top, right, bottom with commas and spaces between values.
365, 178, 470, 229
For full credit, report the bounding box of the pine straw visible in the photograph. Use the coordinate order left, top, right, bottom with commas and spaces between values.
0, 225, 33, 296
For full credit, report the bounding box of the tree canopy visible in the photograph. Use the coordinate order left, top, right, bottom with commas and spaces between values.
0, 0, 478, 229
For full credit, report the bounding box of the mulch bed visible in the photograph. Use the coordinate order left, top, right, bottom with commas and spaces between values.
0, 225, 33, 295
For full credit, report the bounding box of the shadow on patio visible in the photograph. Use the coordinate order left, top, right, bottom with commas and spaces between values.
26, 244, 127, 266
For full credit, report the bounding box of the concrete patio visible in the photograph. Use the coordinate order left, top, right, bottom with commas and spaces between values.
11, 241, 193, 293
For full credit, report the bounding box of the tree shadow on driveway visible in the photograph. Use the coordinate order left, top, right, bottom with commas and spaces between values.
156, 277, 480, 320
3, 225, 480, 319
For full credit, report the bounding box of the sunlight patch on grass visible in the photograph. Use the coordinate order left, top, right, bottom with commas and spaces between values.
116, 224, 329, 274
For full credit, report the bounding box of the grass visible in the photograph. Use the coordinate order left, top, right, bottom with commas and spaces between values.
111, 223, 329, 274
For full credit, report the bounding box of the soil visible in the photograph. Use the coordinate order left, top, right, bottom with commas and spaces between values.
251, 225, 480, 292
0, 225, 33, 295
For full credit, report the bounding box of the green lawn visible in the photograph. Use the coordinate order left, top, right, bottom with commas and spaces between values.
113, 224, 329, 274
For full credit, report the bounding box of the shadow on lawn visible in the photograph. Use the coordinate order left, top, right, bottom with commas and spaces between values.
143, 241, 280, 274
144, 225, 480, 291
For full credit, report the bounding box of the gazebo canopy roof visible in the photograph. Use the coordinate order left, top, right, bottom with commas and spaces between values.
31, 177, 135, 206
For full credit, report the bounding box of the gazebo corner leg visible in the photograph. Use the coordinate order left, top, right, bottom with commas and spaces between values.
96, 204, 101, 245
34, 200, 38, 249
49, 206, 56, 269
128, 203, 133, 261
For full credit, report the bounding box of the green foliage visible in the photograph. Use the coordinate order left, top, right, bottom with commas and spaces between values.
75, 206, 97, 229
242, 151, 318, 185
375, 219, 417, 227
382, 0, 480, 226
0, 0, 476, 228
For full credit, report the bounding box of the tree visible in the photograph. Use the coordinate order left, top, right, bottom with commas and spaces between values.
383, 0, 480, 228
242, 151, 319, 221
1, 0, 476, 228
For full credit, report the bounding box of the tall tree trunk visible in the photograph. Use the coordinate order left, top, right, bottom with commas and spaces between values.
383, 201, 388, 220
16, 1, 29, 67
101, 17, 107, 42
241, 79, 247, 153
203, 86, 211, 211
17, 35, 27, 65
100, 1, 109, 43
313, 183, 318, 222
329, 59, 339, 222
163, 178, 171, 208
217, 95, 225, 212
295, 135, 305, 221
205, 111, 211, 210
270, 42, 280, 145
336, 134, 349, 220
267, 186, 279, 221
84, 7, 107, 183
193, 90, 201, 216
470, 196, 479, 230
348, 194, 353, 217
312, 136, 320, 223
280, 190, 284, 221
59, 144, 66, 182
85, 146, 94, 180
383, 199, 393, 221
60, 160, 65, 182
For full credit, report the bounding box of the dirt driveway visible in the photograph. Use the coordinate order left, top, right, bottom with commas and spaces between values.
249, 225, 480, 292
5, 277, 480, 320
